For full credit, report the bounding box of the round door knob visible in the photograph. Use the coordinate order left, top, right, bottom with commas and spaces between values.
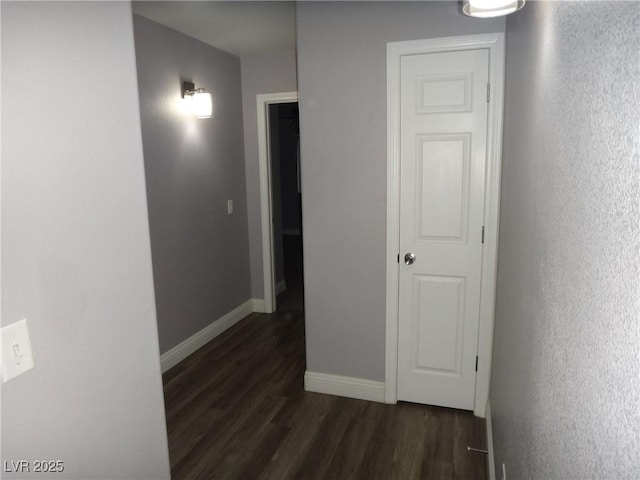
404, 253, 416, 265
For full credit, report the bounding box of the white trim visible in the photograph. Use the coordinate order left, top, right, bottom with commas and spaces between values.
160, 300, 254, 372
275, 280, 287, 296
385, 33, 505, 414
304, 371, 385, 403
486, 400, 496, 480
251, 298, 267, 313
385, 34, 402, 403
256, 91, 298, 314
474, 34, 505, 418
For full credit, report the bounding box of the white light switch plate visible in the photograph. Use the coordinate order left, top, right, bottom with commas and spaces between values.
1, 318, 35, 383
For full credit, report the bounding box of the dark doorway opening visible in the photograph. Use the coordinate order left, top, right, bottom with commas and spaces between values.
268, 102, 303, 311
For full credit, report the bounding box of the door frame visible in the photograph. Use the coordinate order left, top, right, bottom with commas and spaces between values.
385, 33, 505, 417
257, 91, 299, 313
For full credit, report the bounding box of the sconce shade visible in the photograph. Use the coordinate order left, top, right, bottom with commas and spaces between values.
182, 81, 213, 118
192, 90, 212, 118
462, 0, 525, 17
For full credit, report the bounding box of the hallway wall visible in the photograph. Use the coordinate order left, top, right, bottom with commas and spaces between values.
296, 1, 504, 381
491, 1, 640, 477
1, 3, 170, 478
241, 52, 298, 299
133, 15, 250, 354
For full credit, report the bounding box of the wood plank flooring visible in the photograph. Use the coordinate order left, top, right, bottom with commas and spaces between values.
163, 243, 487, 479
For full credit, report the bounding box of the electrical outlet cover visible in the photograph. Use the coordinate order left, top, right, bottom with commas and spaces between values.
1, 318, 35, 383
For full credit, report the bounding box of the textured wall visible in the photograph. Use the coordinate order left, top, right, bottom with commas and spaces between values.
133, 15, 251, 354
240, 52, 298, 298
491, 1, 640, 478
1, 2, 170, 478
296, 1, 504, 381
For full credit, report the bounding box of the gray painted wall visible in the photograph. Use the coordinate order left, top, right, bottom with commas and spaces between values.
240, 52, 298, 299
1, 2, 170, 478
296, 1, 504, 381
133, 15, 251, 354
491, 1, 640, 478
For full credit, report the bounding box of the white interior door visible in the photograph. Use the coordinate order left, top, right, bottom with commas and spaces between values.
397, 48, 489, 410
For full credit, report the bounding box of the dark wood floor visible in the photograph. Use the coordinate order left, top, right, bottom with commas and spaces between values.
163, 237, 487, 480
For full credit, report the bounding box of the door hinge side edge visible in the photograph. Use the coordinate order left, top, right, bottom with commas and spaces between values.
397, 253, 400, 264
481, 226, 485, 244
487, 83, 490, 103
475, 355, 479, 372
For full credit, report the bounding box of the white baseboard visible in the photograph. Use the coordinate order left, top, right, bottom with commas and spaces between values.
304, 371, 385, 403
486, 400, 496, 480
160, 299, 254, 373
275, 280, 287, 296
251, 298, 267, 313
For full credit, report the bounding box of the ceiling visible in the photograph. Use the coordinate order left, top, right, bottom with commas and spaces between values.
132, 1, 296, 57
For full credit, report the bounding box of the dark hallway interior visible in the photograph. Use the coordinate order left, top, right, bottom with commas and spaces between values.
269, 101, 303, 311
280, 233, 304, 312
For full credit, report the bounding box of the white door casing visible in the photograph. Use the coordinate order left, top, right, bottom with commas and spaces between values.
386, 34, 505, 417
257, 92, 299, 314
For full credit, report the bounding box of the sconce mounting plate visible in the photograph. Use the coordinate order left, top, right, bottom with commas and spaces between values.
182, 81, 195, 98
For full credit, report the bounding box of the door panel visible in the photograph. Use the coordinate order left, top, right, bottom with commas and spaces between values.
397, 49, 489, 410
414, 275, 465, 374
417, 72, 473, 114
417, 134, 470, 241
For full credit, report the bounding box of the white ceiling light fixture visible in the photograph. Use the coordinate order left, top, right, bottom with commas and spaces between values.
462, 0, 525, 17
182, 81, 213, 119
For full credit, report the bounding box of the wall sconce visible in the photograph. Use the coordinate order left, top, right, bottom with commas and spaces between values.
182, 81, 213, 118
462, 0, 525, 17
